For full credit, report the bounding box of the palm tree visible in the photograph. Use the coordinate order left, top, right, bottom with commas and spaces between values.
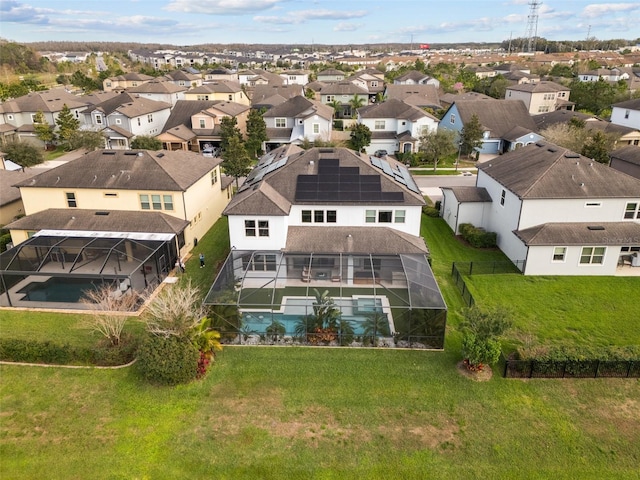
328, 99, 343, 119
266, 319, 286, 343
348, 94, 366, 118
362, 311, 390, 346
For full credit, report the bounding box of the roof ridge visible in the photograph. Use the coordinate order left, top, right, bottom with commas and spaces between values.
520, 146, 568, 197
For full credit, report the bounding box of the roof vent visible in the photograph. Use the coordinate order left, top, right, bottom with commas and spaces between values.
157, 153, 164, 158
580, 182, 585, 187
587, 225, 605, 230
103, 151, 116, 155
95, 211, 110, 216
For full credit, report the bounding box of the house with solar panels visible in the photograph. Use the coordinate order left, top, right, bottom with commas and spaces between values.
204, 145, 447, 348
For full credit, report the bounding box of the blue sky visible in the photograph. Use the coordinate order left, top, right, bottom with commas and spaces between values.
1, 0, 639, 46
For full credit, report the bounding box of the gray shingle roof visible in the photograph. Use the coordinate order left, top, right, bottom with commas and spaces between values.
610, 145, 640, 166
161, 99, 220, 132
478, 141, 640, 198
320, 82, 368, 95
441, 186, 492, 203
454, 99, 537, 137
612, 98, 640, 110
14, 149, 222, 192
0, 89, 89, 114
0, 168, 44, 206
506, 81, 567, 93
514, 222, 640, 246
358, 98, 434, 121
263, 96, 332, 120
5, 208, 189, 234
284, 226, 428, 254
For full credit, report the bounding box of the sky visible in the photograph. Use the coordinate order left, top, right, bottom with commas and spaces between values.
1, 0, 639, 46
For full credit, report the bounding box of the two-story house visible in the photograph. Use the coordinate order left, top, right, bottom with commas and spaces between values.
278, 70, 310, 85
160, 69, 203, 88
127, 80, 187, 107
393, 70, 440, 89
383, 84, 441, 110
103, 72, 155, 92
262, 96, 333, 149
319, 81, 369, 119
1, 149, 232, 309
356, 99, 439, 155
505, 81, 574, 115
184, 81, 249, 105
204, 145, 447, 347
440, 141, 640, 275
81, 92, 172, 149
610, 98, 640, 130
440, 99, 542, 155
316, 68, 346, 83
251, 84, 305, 110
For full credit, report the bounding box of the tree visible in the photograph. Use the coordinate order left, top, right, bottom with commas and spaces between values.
459, 113, 484, 158
80, 283, 140, 346
419, 129, 456, 171
33, 110, 56, 149
581, 131, 615, 164
55, 103, 80, 148
348, 94, 366, 118
349, 123, 371, 152
142, 280, 205, 338
66, 130, 106, 151
219, 116, 243, 152
245, 108, 268, 158
131, 135, 162, 150
540, 123, 589, 153
1, 140, 44, 168
460, 306, 512, 371
221, 135, 252, 189
328, 99, 343, 119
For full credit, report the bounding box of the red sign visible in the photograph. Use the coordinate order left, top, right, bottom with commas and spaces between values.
419, 44, 430, 49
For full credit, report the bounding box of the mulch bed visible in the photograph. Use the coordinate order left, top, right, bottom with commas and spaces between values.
456, 360, 493, 382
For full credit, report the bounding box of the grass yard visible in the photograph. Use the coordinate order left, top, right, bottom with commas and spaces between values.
1, 215, 639, 478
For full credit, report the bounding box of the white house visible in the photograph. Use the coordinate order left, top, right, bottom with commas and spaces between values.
262, 96, 333, 149
440, 141, 640, 276
356, 99, 439, 155
610, 98, 640, 130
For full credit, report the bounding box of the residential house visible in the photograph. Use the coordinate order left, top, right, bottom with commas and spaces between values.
158, 100, 250, 152
279, 70, 310, 85
439, 99, 542, 155
610, 98, 640, 130
347, 70, 387, 102
1, 149, 232, 309
160, 69, 203, 88
316, 68, 346, 82
262, 96, 333, 149
103, 73, 155, 92
505, 81, 574, 115
0, 89, 92, 147
579, 68, 629, 83
184, 81, 249, 106
356, 99, 439, 155
81, 92, 172, 149
465, 66, 496, 80
440, 141, 640, 275
609, 145, 640, 179
126, 80, 187, 107
493, 63, 531, 76
383, 84, 441, 110
251, 85, 305, 110
237, 69, 284, 87
204, 145, 447, 347
0, 167, 44, 226
393, 70, 440, 89
319, 81, 369, 119
204, 68, 239, 83
439, 91, 494, 110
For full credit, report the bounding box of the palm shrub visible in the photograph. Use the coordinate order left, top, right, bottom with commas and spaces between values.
362, 311, 390, 346
266, 320, 286, 343
294, 289, 341, 344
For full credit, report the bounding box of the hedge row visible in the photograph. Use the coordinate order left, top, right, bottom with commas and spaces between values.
0, 337, 138, 366
459, 223, 497, 248
515, 344, 640, 362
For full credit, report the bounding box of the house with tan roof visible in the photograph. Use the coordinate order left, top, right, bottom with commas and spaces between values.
439, 99, 543, 155
160, 69, 203, 88
0, 149, 232, 309
440, 141, 640, 275
319, 81, 369, 119
356, 99, 439, 155
126, 80, 187, 107
383, 84, 441, 110
184, 81, 249, 105
203, 145, 447, 347
250, 84, 305, 110
103, 72, 155, 92
262, 96, 333, 149
393, 70, 440, 89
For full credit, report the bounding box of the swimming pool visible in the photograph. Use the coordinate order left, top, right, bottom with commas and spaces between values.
17, 278, 112, 303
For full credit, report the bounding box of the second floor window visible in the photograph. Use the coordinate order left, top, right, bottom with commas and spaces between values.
624, 202, 639, 219
450, 114, 456, 124
245, 220, 269, 237
500, 190, 506, 206
275, 118, 286, 128
200, 119, 206, 128
374, 120, 385, 130
66, 192, 77, 208
313, 123, 320, 134
95, 115, 102, 124
147, 114, 153, 123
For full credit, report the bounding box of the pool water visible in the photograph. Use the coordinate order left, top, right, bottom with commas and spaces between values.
18, 278, 111, 303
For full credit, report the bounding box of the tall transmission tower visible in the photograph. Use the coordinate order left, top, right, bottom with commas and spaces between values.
524, 0, 541, 53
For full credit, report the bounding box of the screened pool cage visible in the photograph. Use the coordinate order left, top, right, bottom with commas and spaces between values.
204, 250, 447, 348
0, 233, 178, 310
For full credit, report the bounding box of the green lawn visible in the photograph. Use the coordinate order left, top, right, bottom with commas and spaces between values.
1, 215, 639, 478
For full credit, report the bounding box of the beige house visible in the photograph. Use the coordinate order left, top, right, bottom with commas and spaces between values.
505, 81, 574, 115
184, 81, 249, 106
7, 149, 231, 255
102, 73, 155, 92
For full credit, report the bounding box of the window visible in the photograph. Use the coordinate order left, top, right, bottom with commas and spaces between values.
140, 194, 150, 210
552, 247, 566, 262
163, 195, 173, 211
197, 95, 209, 101
302, 210, 312, 223
585, 202, 601, 207
137, 118, 141, 126
104, 193, 118, 198
7, 114, 13, 120
228, 95, 233, 101
500, 189, 506, 206
313, 123, 320, 134
580, 247, 605, 265
624, 202, 640, 219
450, 114, 456, 124
371, 81, 378, 87
537, 105, 550, 113
374, 120, 385, 130
365, 210, 376, 223
326, 95, 334, 102
211, 170, 218, 185
200, 119, 206, 128
151, 194, 162, 210
31, 114, 37, 122
625, 109, 630, 119
253, 254, 277, 271
327, 210, 337, 223
258, 220, 269, 237
115, 118, 122, 125
95, 115, 103, 125
147, 114, 153, 123
245, 220, 256, 236
378, 210, 392, 223
314, 210, 324, 223
65, 192, 77, 208
275, 118, 286, 128
394, 210, 406, 223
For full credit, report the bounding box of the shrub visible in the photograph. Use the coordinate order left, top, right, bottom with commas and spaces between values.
333, 120, 343, 130
422, 206, 440, 217
136, 334, 199, 385
458, 223, 497, 248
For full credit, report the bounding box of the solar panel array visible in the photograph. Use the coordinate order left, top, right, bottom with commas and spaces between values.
239, 151, 289, 192
370, 156, 421, 194
294, 158, 405, 202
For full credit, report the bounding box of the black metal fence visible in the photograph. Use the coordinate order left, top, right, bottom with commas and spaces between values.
452, 260, 524, 276
503, 357, 640, 378
451, 263, 474, 307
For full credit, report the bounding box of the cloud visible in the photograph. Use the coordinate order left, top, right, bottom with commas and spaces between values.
333, 22, 361, 32
0, 0, 51, 25
254, 8, 367, 25
582, 2, 640, 18
164, 0, 286, 15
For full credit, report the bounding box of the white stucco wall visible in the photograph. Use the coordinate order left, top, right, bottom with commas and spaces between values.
228, 215, 289, 251
610, 106, 640, 130
524, 245, 621, 275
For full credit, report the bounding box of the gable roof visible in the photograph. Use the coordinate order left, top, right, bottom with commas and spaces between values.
15, 149, 222, 192
441, 186, 492, 203
506, 80, 569, 93
83, 92, 171, 117
262, 96, 332, 121
612, 98, 640, 110
127, 80, 188, 94
453, 99, 537, 137
384, 84, 440, 108
357, 98, 436, 122
189, 81, 242, 94
320, 81, 368, 96
610, 145, 640, 166
161, 99, 220, 132
0, 89, 89, 114
394, 70, 432, 83
514, 222, 640, 246
251, 84, 304, 105
478, 141, 640, 199
0, 168, 44, 206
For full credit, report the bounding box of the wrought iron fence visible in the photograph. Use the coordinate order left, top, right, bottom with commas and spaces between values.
503, 357, 640, 378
